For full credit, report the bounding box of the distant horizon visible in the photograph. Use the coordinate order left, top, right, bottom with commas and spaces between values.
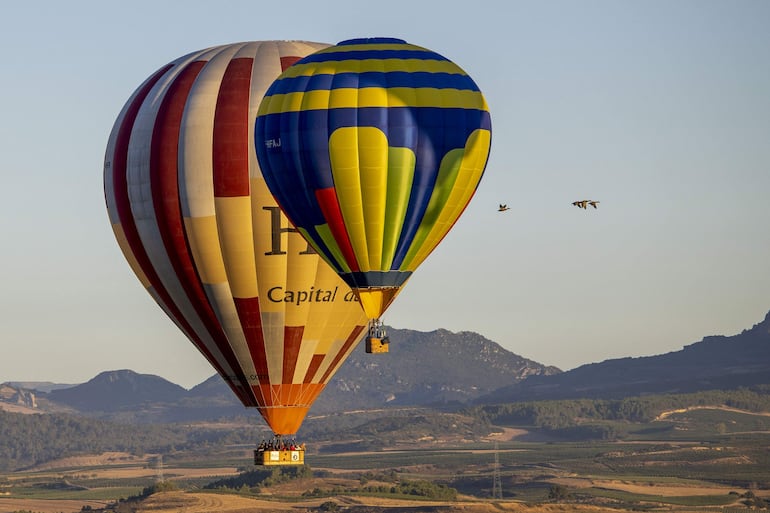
7, 307, 767, 391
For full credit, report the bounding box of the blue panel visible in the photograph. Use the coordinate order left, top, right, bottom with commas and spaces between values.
341, 270, 412, 288
338, 37, 406, 46
270, 71, 479, 95
300, 48, 450, 65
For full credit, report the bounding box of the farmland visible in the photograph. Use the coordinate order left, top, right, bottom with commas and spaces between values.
1, 403, 769, 512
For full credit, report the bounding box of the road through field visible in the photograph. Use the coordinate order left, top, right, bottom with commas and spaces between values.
132, 491, 628, 513
0, 498, 108, 513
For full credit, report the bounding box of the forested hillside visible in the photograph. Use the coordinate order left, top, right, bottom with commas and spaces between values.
2, 387, 769, 471
471, 386, 770, 427
0, 411, 260, 471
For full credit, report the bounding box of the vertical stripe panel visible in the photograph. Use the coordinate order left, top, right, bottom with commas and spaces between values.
213, 57, 252, 197
148, 60, 253, 396
303, 354, 325, 383
233, 296, 268, 381
282, 326, 304, 385
315, 188, 360, 271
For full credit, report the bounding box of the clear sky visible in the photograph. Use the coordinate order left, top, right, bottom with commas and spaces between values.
2, 1, 769, 389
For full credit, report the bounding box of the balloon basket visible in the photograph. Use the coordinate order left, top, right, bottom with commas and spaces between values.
254, 448, 305, 466
366, 320, 389, 353
365, 336, 389, 353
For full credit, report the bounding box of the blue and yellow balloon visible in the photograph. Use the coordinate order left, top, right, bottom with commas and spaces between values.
255, 38, 492, 320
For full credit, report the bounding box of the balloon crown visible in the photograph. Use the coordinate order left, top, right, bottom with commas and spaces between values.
337, 37, 407, 45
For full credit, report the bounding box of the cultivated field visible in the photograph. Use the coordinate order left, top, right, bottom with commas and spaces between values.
2, 406, 769, 512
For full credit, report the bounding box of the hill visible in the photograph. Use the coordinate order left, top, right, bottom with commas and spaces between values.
4, 328, 557, 421
478, 311, 770, 404
5, 310, 770, 421
312, 327, 560, 411
47, 369, 188, 412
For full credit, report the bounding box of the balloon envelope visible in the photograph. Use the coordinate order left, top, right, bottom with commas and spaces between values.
255, 38, 492, 320
104, 41, 369, 435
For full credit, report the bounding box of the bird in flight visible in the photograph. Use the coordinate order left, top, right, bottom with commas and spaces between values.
573, 200, 599, 210
498, 204, 510, 212
572, 200, 588, 209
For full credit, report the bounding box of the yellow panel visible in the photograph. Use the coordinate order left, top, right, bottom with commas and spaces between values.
358, 86, 388, 108
308, 264, 366, 357
215, 196, 258, 298
358, 127, 388, 270
303, 267, 362, 337
279, 58, 466, 79
355, 287, 401, 320
250, 178, 288, 314
381, 146, 415, 269
328, 127, 369, 271
294, 263, 338, 340
283, 222, 320, 327
328, 89, 360, 110
183, 215, 227, 284
260, 88, 487, 115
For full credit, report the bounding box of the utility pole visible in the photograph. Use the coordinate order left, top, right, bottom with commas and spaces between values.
156, 454, 164, 482
492, 442, 503, 500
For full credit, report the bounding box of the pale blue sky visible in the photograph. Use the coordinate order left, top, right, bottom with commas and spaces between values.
1, 1, 769, 388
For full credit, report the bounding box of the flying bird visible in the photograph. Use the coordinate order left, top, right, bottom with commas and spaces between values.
588, 200, 600, 209
498, 204, 510, 212
572, 200, 588, 209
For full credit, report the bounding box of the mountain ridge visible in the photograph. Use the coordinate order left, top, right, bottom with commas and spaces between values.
477, 311, 770, 404
3, 312, 769, 422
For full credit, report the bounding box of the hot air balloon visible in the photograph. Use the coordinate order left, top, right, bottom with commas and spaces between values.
254, 37, 492, 328
103, 41, 370, 454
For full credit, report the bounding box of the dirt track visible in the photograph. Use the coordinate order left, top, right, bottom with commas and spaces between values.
131, 492, 628, 513
550, 476, 741, 497
655, 405, 770, 421
0, 498, 108, 513
0, 491, 640, 513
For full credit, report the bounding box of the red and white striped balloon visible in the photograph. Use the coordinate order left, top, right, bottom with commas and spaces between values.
104, 41, 368, 435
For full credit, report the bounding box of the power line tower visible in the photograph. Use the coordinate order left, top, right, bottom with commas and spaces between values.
492, 442, 503, 500
155, 454, 164, 482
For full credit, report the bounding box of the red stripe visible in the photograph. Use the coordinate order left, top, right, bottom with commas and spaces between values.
213, 57, 252, 197
319, 325, 366, 383
303, 354, 325, 383
280, 56, 302, 71
233, 297, 269, 383
149, 60, 254, 404
315, 188, 360, 271
282, 326, 304, 382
